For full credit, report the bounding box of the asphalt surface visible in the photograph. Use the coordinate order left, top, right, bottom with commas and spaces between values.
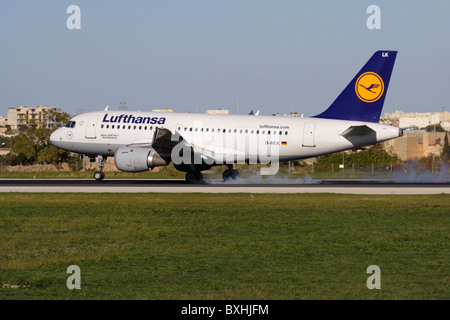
0, 178, 449, 194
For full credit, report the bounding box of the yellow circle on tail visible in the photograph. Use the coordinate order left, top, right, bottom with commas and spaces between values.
355, 72, 384, 103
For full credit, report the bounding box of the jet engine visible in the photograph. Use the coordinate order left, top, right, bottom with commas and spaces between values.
114, 146, 167, 172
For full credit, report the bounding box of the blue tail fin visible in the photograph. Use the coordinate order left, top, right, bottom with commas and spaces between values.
314, 51, 397, 122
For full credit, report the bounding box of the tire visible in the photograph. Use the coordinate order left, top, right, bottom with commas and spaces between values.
185, 171, 203, 183
94, 171, 104, 181
223, 169, 240, 181
185, 172, 196, 183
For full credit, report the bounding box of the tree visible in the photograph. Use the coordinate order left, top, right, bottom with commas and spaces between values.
11, 133, 36, 164
9, 110, 72, 165
44, 109, 71, 128
425, 123, 446, 132
314, 143, 399, 172
37, 145, 64, 164
442, 133, 450, 161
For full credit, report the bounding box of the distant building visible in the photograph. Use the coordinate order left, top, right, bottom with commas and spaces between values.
152, 108, 173, 113
206, 109, 229, 115
383, 131, 448, 161
272, 112, 300, 117
380, 110, 450, 131
7, 106, 63, 130
0, 116, 7, 127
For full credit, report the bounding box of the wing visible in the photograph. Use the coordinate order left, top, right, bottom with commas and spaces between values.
152, 127, 222, 165
127, 127, 244, 165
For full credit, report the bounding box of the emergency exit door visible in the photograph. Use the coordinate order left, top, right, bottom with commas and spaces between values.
302, 122, 316, 147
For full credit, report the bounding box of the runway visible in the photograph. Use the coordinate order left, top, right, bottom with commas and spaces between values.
0, 178, 449, 194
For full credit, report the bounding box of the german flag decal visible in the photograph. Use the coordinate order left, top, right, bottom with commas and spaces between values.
281, 141, 287, 145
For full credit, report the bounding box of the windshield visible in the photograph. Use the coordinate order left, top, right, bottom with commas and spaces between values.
65, 121, 76, 128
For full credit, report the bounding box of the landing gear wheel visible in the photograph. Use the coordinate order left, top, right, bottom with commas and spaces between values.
223, 169, 240, 182
93, 155, 106, 181
94, 171, 104, 181
185, 171, 203, 184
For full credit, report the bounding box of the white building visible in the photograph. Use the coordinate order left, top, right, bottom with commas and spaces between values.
0, 116, 7, 127
380, 110, 450, 130
206, 109, 230, 115
152, 108, 173, 113
7, 106, 63, 130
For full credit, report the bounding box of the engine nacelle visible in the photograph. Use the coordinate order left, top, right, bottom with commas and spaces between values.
114, 146, 167, 172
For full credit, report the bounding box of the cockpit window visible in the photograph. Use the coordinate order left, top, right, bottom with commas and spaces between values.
65, 121, 76, 128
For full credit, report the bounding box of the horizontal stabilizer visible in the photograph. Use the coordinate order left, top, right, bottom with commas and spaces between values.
399, 126, 416, 131
341, 125, 377, 147
341, 125, 375, 137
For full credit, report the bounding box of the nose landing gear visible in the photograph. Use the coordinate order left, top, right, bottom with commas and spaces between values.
94, 155, 106, 181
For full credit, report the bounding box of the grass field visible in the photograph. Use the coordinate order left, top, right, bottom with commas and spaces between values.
0, 193, 448, 300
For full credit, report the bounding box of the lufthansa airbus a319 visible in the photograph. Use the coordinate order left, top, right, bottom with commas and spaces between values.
50, 51, 403, 183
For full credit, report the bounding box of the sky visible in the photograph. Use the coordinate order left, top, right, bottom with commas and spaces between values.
1, 0, 450, 117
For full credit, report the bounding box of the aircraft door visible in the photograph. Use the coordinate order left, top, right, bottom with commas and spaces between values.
86, 115, 99, 139
302, 122, 316, 147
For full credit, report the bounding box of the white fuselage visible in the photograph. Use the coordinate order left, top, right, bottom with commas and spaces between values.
50, 110, 402, 166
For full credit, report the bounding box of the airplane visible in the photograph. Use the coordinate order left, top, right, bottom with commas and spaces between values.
50, 50, 402, 183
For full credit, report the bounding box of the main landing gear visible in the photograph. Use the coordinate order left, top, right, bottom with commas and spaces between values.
222, 167, 240, 182
94, 155, 106, 181
184, 165, 241, 184
185, 171, 203, 184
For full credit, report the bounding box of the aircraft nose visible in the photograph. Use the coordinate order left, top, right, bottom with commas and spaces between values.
50, 129, 62, 147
